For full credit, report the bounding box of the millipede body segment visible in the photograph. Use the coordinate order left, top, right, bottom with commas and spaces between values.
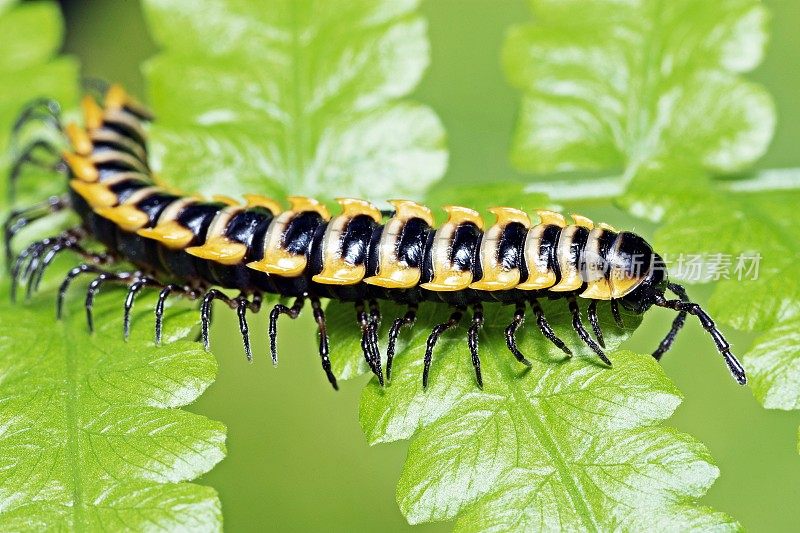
4, 85, 747, 389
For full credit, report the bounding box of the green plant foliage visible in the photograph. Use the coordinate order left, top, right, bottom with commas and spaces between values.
0, 0, 78, 203
317, 0, 792, 528
1, 0, 786, 529
623, 163, 800, 445
504, 0, 798, 455
328, 300, 737, 529
0, 2, 227, 528
503, 0, 774, 177
745, 317, 800, 410
0, 291, 225, 530
628, 171, 798, 331
141, 0, 447, 201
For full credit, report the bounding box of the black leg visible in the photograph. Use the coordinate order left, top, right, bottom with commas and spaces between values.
310, 296, 338, 390
11, 238, 50, 301
25, 231, 86, 299
467, 304, 484, 388
234, 294, 259, 362
8, 99, 64, 202
652, 283, 689, 360
11, 98, 62, 135
587, 299, 606, 348
85, 272, 135, 332
32, 233, 107, 294
8, 139, 64, 202
504, 301, 533, 367
268, 297, 305, 365
610, 299, 624, 328
155, 286, 175, 345
367, 299, 384, 385
27, 241, 61, 297
422, 306, 465, 389
21, 240, 53, 295
57, 263, 109, 319
355, 301, 383, 385
200, 289, 235, 352
3, 195, 68, 266
568, 296, 611, 366
355, 301, 374, 372
155, 284, 201, 345
11, 227, 107, 302
653, 285, 746, 385
530, 297, 572, 357
386, 303, 417, 381
123, 277, 163, 340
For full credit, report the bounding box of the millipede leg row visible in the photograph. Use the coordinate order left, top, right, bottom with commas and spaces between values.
3, 84, 748, 389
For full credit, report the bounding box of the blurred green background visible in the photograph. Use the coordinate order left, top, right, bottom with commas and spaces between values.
58, 0, 800, 531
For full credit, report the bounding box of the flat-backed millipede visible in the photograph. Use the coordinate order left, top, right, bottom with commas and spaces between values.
4, 85, 746, 389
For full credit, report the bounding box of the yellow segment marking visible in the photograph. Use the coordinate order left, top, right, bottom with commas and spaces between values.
94, 205, 150, 232
536, 210, 567, 227
443, 205, 484, 230
185, 236, 248, 265
81, 95, 103, 130
389, 199, 434, 226
571, 214, 594, 229
244, 194, 283, 214
104, 83, 152, 118
598, 222, 617, 232
470, 207, 531, 291
212, 194, 240, 206
136, 197, 198, 249
62, 152, 98, 182
288, 196, 330, 220
312, 198, 381, 285
66, 123, 92, 155
247, 200, 327, 277
549, 226, 584, 292
104, 84, 129, 110
247, 250, 306, 276
419, 205, 482, 291
335, 197, 382, 223
579, 228, 612, 299
92, 186, 160, 232
364, 200, 434, 289
69, 180, 116, 208
137, 221, 195, 249
517, 224, 557, 290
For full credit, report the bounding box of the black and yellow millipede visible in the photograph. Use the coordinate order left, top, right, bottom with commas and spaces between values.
4, 85, 747, 389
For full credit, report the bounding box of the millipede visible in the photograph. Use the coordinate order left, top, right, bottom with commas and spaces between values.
3, 84, 747, 389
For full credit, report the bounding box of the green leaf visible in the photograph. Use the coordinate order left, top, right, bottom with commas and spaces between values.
504, 0, 799, 463
503, 0, 774, 176
0, 2, 62, 72
0, 290, 225, 530
141, 0, 447, 201
624, 164, 800, 331
0, 0, 79, 203
626, 166, 800, 411
342, 301, 736, 529
744, 316, 800, 410
621, 163, 800, 451
0, 4, 225, 523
